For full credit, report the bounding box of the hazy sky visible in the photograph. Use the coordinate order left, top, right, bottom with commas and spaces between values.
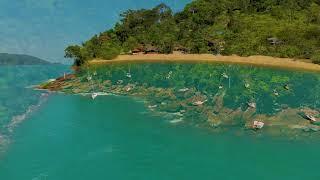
0, 0, 190, 63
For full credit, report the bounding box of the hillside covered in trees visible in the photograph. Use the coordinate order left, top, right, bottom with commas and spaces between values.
0, 53, 51, 65
65, 0, 320, 66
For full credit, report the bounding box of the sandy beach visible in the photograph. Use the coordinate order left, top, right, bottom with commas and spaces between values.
90, 54, 320, 72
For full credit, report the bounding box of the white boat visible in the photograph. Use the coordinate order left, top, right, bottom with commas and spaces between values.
178, 88, 189, 92
245, 83, 250, 88
253, 121, 264, 129
117, 80, 123, 84
222, 73, 229, 79
219, 85, 223, 89
306, 115, 317, 122
247, 102, 256, 109
148, 105, 158, 109
47, 79, 56, 83
93, 71, 97, 76
170, 118, 183, 124
91, 93, 98, 100
126, 73, 132, 78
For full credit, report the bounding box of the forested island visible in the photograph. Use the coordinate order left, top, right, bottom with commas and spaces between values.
39, 0, 320, 137
0, 53, 51, 65
65, 0, 320, 66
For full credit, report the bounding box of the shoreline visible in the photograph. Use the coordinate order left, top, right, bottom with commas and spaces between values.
90, 54, 320, 72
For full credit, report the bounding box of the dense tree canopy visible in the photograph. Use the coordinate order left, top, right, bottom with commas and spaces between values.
65, 0, 320, 66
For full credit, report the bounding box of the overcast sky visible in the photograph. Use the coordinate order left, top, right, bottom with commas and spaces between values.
0, 0, 190, 63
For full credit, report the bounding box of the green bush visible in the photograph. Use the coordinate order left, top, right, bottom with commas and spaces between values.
97, 43, 120, 60
312, 52, 320, 64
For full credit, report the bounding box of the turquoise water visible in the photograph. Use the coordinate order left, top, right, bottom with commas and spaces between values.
1, 94, 320, 179
1, 65, 320, 179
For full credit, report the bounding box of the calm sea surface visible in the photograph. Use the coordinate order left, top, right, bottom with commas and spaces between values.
0, 65, 320, 179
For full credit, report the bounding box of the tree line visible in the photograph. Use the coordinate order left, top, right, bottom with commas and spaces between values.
65, 0, 320, 66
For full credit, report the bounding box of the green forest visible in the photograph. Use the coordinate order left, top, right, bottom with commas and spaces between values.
65, 0, 320, 66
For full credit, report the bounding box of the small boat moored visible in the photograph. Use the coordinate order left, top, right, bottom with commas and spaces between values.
306, 114, 317, 122
247, 102, 256, 109
252, 121, 264, 129
284, 84, 290, 90
126, 73, 132, 78
148, 105, 158, 109
91, 93, 98, 100
178, 88, 189, 92
222, 73, 229, 79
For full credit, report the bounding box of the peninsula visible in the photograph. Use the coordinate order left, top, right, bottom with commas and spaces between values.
0, 53, 51, 65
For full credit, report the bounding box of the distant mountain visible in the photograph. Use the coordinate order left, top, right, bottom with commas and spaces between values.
0, 53, 52, 65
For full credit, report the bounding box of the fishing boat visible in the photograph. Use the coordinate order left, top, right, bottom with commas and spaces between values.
273, 90, 279, 96
253, 121, 264, 129
306, 114, 317, 122
247, 102, 256, 109
244, 83, 250, 88
219, 85, 223, 89
91, 93, 98, 100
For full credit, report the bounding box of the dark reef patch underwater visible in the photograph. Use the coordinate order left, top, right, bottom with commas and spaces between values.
41, 62, 320, 138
